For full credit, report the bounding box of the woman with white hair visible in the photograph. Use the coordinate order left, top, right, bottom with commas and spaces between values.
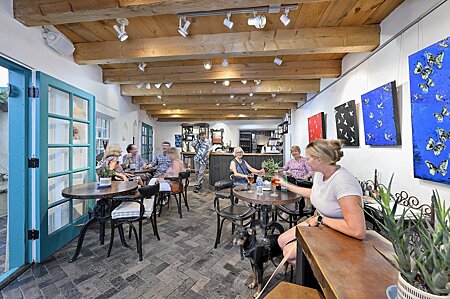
229, 147, 264, 185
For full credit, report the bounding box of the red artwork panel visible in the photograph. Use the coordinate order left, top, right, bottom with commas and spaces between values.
308, 112, 326, 142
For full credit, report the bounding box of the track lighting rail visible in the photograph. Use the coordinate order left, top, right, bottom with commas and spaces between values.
177, 4, 298, 18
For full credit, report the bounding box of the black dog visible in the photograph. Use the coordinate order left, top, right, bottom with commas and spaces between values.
233, 227, 282, 297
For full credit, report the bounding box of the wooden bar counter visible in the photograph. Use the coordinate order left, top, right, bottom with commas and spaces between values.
295, 226, 397, 299
208, 152, 283, 186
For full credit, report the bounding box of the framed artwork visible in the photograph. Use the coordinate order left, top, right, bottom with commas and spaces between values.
287, 110, 291, 125
211, 129, 224, 144
174, 134, 182, 147
278, 123, 284, 135
334, 100, 359, 146
308, 112, 326, 142
361, 81, 401, 146
409, 36, 449, 185
282, 121, 288, 134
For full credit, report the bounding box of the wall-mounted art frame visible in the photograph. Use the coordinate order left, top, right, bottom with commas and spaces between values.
278, 123, 284, 135
211, 128, 224, 145
286, 110, 291, 125
334, 100, 359, 146
409, 36, 449, 185
175, 134, 182, 147
282, 121, 288, 134
308, 112, 326, 142
361, 81, 401, 146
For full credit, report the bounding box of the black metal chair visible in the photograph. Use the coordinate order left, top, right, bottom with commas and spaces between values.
179, 169, 190, 210
214, 179, 256, 248
158, 171, 190, 219
108, 184, 160, 261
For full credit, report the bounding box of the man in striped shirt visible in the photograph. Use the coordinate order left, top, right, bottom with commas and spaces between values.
193, 132, 211, 193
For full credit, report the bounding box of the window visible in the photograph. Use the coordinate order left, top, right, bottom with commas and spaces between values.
95, 117, 110, 156
141, 123, 153, 162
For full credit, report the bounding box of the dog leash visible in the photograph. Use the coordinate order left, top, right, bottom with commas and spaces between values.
254, 244, 296, 299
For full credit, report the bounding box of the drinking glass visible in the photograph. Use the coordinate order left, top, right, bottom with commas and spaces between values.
247, 174, 254, 193
270, 176, 280, 197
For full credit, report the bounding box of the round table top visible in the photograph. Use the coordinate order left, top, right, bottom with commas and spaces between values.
125, 168, 154, 175
62, 181, 138, 199
233, 186, 301, 206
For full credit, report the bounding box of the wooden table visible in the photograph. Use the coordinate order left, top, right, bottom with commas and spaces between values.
62, 181, 138, 262
295, 226, 397, 299
234, 187, 301, 235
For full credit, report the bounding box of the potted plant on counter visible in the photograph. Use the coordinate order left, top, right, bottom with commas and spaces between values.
373, 175, 449, 299
96, 167, 115, 186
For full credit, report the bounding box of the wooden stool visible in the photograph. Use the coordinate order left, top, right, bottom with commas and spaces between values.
264, 282, 324, 299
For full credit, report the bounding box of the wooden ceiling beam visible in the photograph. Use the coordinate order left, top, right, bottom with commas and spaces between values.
156, 116, 283, 122
121, 80, 320, 96
103, 60, 341, 84
152, 113, 285, 118
132, 94, 305, 104
140, 103, 297, 110
74, 26, 380, 65
146, 109, 288, 115
14, 0, 331, 26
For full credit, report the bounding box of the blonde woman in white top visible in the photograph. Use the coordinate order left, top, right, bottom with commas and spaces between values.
277, 139, 366, 267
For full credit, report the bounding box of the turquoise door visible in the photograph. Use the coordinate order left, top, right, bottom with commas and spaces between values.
35, 72, 95, 262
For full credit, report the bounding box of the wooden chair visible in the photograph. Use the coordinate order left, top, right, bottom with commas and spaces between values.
264, 282, 324, 299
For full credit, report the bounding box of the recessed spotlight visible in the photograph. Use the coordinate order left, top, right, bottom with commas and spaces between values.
223, 80, 230, 86
136, 83, 143, 89
241, 80, 247, 85
157, 95, 162, 99
271, 93, 277, 98
223, 13, 234, 29
230, 94, 235, 99
165, 82, 173, 88
113, 18, 129, 41
138, 62, 147, 72
254, 108, 258, 111
222, 58, 229, 67
145, 83, 151, 90
238, 114, 246, 117
280, 9, 291, 26
242, 103, 246, 106
213, 81, 217, 84
204, 60, 212, 70
247, 11, 266, 29
216, 103, 220, 106
249, 93, 254, 97
251, 102, 254, 105
154, 83, 162, 89
254, 80, 261, 85
178, 16, 191, 37
274, 57, 283, 66
162, 103, 166, 106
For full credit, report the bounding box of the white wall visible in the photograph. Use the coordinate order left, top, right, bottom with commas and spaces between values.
0, 0, 156, 154
291, 0, 450, 203
154, 120, 280, 154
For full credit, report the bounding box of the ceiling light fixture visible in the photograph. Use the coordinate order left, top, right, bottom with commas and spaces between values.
271, 93, 277, 97
213, 81, 217, 84
223, 13, 234, 29
254, 80, 261, 85
145, 83, 151, 90
251, 102, 254, 105
242, 103, 246, 106
204, 60, 212, 70
230, 94, 235, 99
249, 93, 254, 97
138, 62, 147, 72
274, 57, 283, 66
165, 82, 173, 88
247, 11, 266, 29
241, 80, 247, 85
216, 103, 220, 106
154, 83, 162, 89
254, 108, 258, 111
157, 95, 162, 99
163, 103, 166, 106
136, 83, 143, 89
42, 28, 75, 56
178, 16, 191, 37
223, 80, 230, 86
280, 9, 291, 26
113, 18, 129, 42
222, 58, 229, 67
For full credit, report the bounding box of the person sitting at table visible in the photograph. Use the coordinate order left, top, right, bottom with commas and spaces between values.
230, 147, 264, 186
284, 145, 313, 180
277, 139, 366, 267
101, 144, 144, 186
149, 141, 171, 177
122, 144, 147, 171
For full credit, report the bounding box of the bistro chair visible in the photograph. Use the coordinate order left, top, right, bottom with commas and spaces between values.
179, 169, 191, 210
158, 172, 189, 219
108, 184, 160, 261
214, 179, 256, 248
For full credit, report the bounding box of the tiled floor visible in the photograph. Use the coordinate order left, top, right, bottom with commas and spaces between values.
0, 181, 291, 299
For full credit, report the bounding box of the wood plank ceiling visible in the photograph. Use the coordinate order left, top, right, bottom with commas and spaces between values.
14, 0, 404, 122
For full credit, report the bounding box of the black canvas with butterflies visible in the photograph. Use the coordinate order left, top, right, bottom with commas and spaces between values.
334, 100, 359, 146
409, 36, 449, 185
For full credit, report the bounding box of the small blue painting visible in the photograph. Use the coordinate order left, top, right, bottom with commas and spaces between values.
361, 81, 401, 146
175, 134, 182, 147
409, 37, 449, 185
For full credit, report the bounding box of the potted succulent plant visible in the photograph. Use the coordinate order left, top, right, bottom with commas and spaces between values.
371, 175, 449, 299
96, 167, 115, 186
262, 158, 282, 177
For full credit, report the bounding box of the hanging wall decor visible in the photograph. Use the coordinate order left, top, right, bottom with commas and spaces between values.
175, 134, 182, 147
361, 81, 401, 146
409, 36, 449, 185
334, 100, 359, 146
308, 112, 326, 142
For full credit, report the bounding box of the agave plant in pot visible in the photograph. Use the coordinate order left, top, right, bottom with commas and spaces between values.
96, 167, 115, 186
262, 158, 282, 178
371, 175, 449, 299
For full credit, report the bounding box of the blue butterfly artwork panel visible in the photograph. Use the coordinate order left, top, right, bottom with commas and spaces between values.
409, 37, 449, 185
361, 81, 401, 146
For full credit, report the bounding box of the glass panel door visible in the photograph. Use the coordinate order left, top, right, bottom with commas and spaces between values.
141, 123, 152, 162
35, 72, 95, 262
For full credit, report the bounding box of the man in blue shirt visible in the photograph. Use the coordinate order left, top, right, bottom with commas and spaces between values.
149, 141, 171, 177
193, 132, 211, 193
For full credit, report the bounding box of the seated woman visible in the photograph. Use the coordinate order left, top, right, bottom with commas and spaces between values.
101, 144, 144, 186
284, 145, 313, 180
149, 147, 185, 192
229, 147, 264, 185
277, 139, 366, 267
